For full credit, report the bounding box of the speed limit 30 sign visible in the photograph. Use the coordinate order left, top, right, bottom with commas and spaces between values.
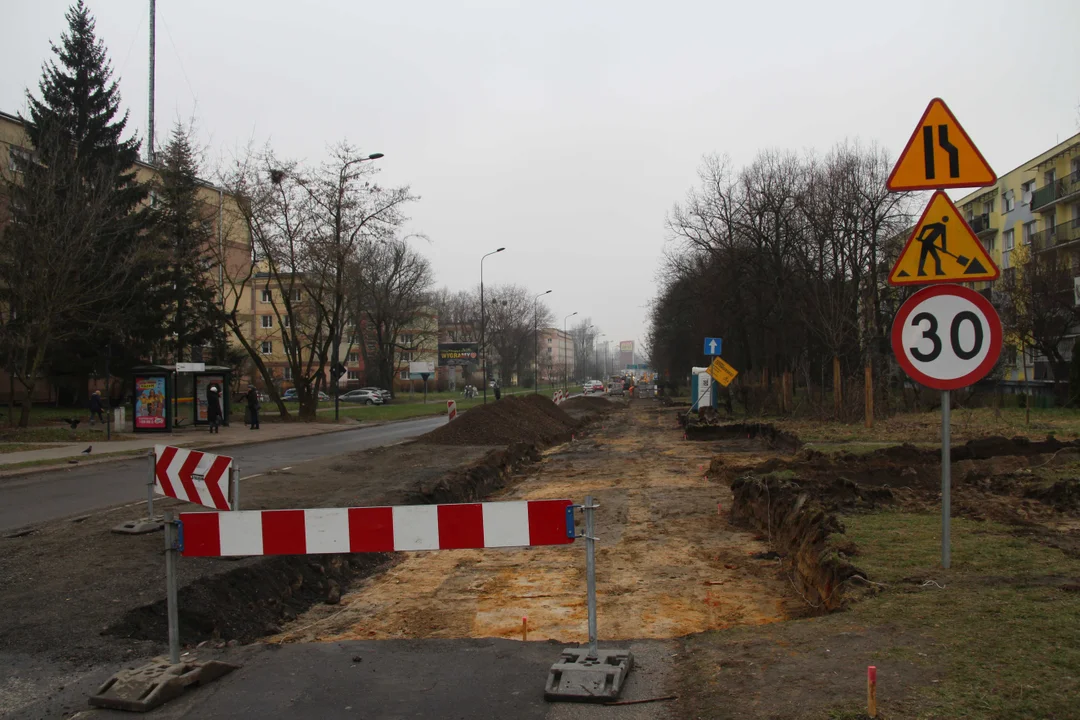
891, 284, 1002, 390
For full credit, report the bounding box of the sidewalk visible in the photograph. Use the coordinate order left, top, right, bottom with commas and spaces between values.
0, 420, 362, 468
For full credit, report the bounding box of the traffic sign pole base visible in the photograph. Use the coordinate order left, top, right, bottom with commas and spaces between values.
111, 517, 164, 535
88, 656, 240, 712
544, 647, 634, 702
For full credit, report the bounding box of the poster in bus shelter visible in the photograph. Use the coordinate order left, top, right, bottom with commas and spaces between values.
134, 376, 167, 430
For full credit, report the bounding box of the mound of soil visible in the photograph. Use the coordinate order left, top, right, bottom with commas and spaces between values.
420, 395, 575, 447
1025, 479, 1080, 511
560, 396, 615, 412
687, 421, 802, 452
522, 393, 579, 426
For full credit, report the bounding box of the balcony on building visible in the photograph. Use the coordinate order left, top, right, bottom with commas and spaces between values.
1031, 217, 1080, 252
968, 212, 996, 237
1031, 170, 1080, 212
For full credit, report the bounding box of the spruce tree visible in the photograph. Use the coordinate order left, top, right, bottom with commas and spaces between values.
21, 1, 165, 390
155, 122, 224, 363
0, 2, 173, 422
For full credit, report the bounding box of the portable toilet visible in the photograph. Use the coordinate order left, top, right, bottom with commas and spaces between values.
691, 367, 717, 412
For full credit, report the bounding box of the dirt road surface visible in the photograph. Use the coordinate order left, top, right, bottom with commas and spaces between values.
281, 404, 803, 646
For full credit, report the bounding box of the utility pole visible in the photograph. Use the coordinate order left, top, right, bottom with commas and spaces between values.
147, 0, 156, 163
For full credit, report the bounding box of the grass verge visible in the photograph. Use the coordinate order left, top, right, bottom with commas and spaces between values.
677, 510, 1080, 719
0, 443, 57, 454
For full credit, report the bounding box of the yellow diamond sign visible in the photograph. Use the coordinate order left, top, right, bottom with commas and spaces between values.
708, 357, 738, 387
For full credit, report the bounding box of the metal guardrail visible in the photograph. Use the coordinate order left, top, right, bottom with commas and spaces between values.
969, 213, 994, 235
1031, 171, 1080, 211
1031, 218, 1080, 251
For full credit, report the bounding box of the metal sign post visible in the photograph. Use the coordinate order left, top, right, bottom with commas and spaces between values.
163, 510, 181, 664
146, 449, 156, 519
230, 464, 240, 512
941, 390, 951, 569
583, 495, 599, 659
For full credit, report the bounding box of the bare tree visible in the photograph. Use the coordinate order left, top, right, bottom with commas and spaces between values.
348, 238, 435, 395
299, 143, 415, 403
998, 244, 1080, 401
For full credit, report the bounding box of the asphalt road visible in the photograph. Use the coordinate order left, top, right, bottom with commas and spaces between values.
0, 416, 446, 532
11, 639, 675, 720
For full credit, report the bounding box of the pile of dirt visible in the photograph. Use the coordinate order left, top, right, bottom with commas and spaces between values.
1025, 479, 1080, 512
420, 395, 575, 447
560, 396, 615, 413
522, 393, 579, 426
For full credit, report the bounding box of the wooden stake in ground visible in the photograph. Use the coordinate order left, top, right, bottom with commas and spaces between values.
864, 365, 874, 428
833, 356, 842, 419
867, 665, 877, 717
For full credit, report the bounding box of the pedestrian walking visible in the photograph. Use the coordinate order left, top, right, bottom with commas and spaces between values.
245, 384, 261, 430
206, 384, 222, 434
89, 390, 105, 425
493, 381, 501, 401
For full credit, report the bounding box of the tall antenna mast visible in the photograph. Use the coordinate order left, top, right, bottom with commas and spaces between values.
147, 0, 156, 163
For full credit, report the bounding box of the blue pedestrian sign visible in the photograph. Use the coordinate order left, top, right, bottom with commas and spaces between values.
704, 337, 722, 356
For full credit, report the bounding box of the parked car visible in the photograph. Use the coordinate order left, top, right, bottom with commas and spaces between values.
589, 380, 605, 393
281, 388, 330, 402
358, 386, 392, 402
340, 388, 384, 405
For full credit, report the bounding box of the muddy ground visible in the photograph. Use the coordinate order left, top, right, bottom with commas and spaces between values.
278, 404, 805, 647
0, 441, 496, 718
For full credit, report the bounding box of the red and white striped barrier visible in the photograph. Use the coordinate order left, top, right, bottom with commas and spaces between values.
447, 399, 457, 421
180, 498, 574, 557
155, 445, 234, 511
553, 390, 566, 405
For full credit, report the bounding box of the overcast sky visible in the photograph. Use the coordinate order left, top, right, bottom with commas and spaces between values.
3, 1, 1079, 357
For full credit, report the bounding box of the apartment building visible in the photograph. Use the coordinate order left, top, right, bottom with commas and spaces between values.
957, 131, 1080, 388
538, 328, 575, 383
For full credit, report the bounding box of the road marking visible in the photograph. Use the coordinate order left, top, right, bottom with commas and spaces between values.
281, 466, 292, 471
242, 473, 263, 480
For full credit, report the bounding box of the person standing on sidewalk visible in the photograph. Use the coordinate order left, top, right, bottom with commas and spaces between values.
88, 390, 105, 425
206, 384, 222, 434
245, 385, 261, 430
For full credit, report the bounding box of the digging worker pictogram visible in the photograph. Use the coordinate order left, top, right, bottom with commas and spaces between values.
917, 215, 949, 276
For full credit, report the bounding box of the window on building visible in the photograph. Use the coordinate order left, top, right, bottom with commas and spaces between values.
347, 370, 360, 381
260, 341, 273, 355
1046, 169, 1057, 186
547, 347, 552, 354
1047, 214, 1057, 232
1021, 180, 1036, 206
260, 289, 271, 303
1023, 221, 1037, 245
1002, 189, 1015, 213
8, 146, 31, 173
347, 353, 359, 363
983, 233, 995, 252
1003, 229, 1015, 251
400, 333, 414, 346
400, 351, 412, 363
261, 315, 273, 329
983, 198, 994, 215
399, 369, 409, 380
282, 316, 290, 328
283, 366, 292, 380
292, 289, 302, 302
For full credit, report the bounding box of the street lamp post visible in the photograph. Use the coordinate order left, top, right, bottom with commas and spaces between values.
480, 248, 505, 404
332, 152, 384, 422
533, 290, 552, 394
563, 312, 577, 392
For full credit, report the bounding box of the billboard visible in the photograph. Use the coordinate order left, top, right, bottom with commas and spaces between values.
619, 341, 634, 354
134, 376, 167, 430
438, 342, 479, 367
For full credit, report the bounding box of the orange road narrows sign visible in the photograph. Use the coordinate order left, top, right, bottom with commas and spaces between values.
887, 98, 996, 191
